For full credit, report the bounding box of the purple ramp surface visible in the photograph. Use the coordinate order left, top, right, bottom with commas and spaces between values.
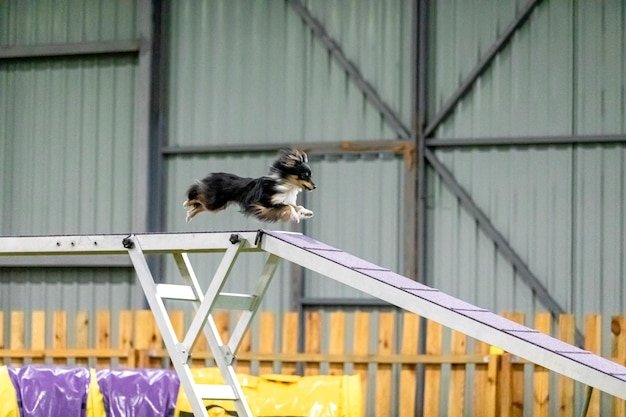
9, 366, 90, 417
97, 369, 180, 417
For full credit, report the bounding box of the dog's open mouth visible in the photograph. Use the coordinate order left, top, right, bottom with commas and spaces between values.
303, 183, 316, 191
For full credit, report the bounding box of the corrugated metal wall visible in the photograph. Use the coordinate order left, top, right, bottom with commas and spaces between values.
0, 0, 139, 334
426, 2, 625, 411
0, 57, 136, 235
167, 0, 411, 146
427, 0, 626, 316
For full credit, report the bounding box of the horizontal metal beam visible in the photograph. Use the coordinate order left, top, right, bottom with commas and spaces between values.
0, 255, 131, 268
0, 232, 261, 256
426, 134, 626, 147
0, 40, 141, 60
162, 140, 414, 157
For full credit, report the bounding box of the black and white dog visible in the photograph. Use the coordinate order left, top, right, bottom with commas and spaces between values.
184, 149, 316, 223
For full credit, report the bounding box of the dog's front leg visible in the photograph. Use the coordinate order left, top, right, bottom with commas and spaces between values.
294, 205, 314, 220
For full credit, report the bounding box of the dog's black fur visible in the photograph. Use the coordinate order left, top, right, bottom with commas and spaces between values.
184, 149, 316, 223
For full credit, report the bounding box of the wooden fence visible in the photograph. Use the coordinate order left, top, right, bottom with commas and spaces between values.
1, 309, 625, 417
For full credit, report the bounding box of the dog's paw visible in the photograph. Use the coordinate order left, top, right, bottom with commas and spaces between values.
299, 208, 314, 219
295, 206, 314, 220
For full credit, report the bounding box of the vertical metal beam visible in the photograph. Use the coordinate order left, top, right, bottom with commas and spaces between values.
414, 1, 430, 415
414, 0, 429, 286
148, 0, 168, 234
288, 0, 411, 139
424, 0, 544, 137
133, 0, 153, 233
132, 0, 154, 309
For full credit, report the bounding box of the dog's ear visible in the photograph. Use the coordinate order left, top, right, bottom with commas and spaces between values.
278, 148, 308, 167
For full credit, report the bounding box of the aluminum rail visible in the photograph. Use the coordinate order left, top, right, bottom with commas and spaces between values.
0, 232, 262, 256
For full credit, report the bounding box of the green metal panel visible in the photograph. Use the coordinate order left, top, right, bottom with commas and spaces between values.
426, 0, 626, 316
0, 0, 136, 45
425, 2, 625, 413
430, 0, 575, 138
0, 57, 136, 235
0, 0, 140, 324
167, 0, 410, 147
575, 0, 626, 134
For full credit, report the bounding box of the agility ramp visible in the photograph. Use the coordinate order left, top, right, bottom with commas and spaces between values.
1, 230, 625, 417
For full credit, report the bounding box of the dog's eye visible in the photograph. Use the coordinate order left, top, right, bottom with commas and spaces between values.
300, 172, 310, 179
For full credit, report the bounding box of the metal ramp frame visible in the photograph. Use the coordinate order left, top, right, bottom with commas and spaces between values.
1, 230, 626, 417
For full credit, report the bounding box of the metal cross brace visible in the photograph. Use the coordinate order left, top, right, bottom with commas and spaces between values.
124, 233, 280, 417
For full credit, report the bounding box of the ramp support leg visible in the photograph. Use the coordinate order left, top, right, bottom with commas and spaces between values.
125, 234, 259, 417
578, 386, 594, 417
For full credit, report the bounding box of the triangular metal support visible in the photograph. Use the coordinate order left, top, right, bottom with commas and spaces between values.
124, 232, 279, 417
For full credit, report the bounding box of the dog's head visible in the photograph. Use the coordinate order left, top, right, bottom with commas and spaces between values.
271, 149, 316, 191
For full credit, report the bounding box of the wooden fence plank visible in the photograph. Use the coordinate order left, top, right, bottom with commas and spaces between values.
423, 320, 442, 417
399, 313, 419, 417
97, 311, 110, 349
258, 311, 275, 375
169, 310, 185, 342
611, 315, 626, 417
502, 312, 525, 417
376, 311, 394, 417
31, 311, 46, 350
76, 311, 89, 349
214, 310, 230, 346
558, 314, 575, 417
473, 339, 489, 417
0, 312, 3, 349
533, 313, 551, 417
53, 311, 67, 365
118, 310, 133, 352
10, 311, 24, 351
31, 311, 45, 365
305, 311, 321, 376
134, 310, 157, 350
448, 330, 467, 417
234, 311, 252, 374
280, 311, 298, 375
328, 311, 346, 376
353, 311, 371, 415
75, 311, 89, 367
584, 314, 602, 417
97, 310, 112, 368
485, 350, 499, 417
